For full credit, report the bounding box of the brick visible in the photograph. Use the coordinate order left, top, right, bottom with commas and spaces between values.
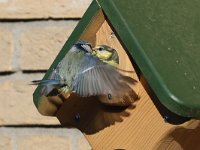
21, 22, 77, 70
0, 29, 13, 72
0, 127, 91, 150
18, 136, 70, 150
0, 73, 60, 125
0, 136, 11, 150
0, 0, 92, 19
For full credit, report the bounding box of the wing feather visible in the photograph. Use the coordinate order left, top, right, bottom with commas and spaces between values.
73, 55, 136, 97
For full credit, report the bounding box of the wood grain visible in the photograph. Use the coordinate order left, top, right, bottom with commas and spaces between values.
96, 20, 139, 106
80, 10, 105, 46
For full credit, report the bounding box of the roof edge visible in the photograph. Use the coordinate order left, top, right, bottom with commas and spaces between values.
98, 0, 197, 117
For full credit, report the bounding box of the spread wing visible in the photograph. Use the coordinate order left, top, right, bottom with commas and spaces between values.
73, 55, 136, 97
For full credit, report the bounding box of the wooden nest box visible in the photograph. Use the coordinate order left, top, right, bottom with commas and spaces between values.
33, 0, 200, 149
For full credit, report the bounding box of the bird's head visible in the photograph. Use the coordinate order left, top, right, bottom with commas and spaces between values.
74, 41, 93, 53
92, 45, 119, 65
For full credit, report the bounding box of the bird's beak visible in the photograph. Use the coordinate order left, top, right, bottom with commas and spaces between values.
92, 48, 97, 55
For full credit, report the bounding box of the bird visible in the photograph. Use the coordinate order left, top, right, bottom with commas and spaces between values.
32, 41, 137, 106
92, 45, 119, 67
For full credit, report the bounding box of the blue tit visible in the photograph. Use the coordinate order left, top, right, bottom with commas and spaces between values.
92, 44, 138, 106
33, 41, 136, 106
92, 45, 119, 67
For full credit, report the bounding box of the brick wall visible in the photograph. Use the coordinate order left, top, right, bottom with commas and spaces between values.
0, 0, 92, 149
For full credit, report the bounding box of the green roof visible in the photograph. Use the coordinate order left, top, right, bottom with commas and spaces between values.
98, 0, 200, 117
33, 0, 200, 118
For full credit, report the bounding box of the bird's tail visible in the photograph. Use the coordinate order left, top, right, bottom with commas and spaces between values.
32, 79, 61, 85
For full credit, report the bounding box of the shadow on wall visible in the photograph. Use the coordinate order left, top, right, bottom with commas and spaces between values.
154, 120, 200, 150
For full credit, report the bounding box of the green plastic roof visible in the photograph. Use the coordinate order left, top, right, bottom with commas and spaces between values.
33, 0, 200, 118
98, 0, 200, 117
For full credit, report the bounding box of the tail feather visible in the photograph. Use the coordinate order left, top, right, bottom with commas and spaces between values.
32, 79, 60, 85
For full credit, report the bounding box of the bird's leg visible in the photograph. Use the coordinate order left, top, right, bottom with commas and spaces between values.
58, 86, 71, 100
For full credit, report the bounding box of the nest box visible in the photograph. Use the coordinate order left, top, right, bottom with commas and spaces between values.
33, 0, 200, 149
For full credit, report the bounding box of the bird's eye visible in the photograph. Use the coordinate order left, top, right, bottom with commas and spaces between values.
98, 47, 103, 51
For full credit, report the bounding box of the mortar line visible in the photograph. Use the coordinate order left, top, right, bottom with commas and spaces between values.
0, 124, 66, 128
0, 18, 80, 23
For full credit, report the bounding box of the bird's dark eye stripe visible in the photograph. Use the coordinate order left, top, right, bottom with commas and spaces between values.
86, 43, 92, 48
98, 47, 103, 51
74, 44, 87, 52
80, 45, 89, 52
